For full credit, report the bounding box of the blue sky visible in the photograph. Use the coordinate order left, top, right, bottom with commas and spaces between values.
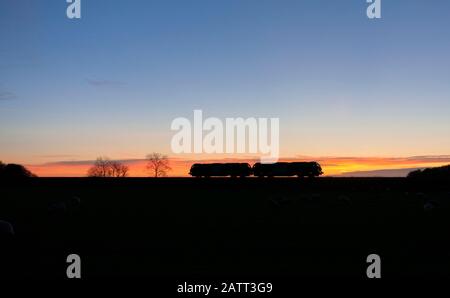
1, 0, 450, 169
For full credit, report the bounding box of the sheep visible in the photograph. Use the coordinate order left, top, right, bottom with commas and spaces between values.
0, 220, 15, 236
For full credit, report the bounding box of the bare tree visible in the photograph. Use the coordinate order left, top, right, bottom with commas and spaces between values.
87, 157, 129, 177
146, 153, 171, 177
87, 157, 111, 177
110, 161, 129, 177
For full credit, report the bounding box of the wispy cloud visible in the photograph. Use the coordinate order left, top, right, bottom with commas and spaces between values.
43, 158, 143, 166
86, 79, 126, 87
0, 91, 17, 100
34, 154, 80, 159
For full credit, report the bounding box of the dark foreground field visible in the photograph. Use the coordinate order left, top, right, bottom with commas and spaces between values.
0, 177, 449, 280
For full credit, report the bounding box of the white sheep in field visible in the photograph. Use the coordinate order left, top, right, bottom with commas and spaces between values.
0, 220, 15, 236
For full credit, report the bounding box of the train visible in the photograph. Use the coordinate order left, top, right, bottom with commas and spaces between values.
189, 162, 323, 178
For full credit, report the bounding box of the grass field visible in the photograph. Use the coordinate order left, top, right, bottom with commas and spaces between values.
1, 177, 449, 279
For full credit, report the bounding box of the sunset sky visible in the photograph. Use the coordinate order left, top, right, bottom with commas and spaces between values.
1, 0, 450, 177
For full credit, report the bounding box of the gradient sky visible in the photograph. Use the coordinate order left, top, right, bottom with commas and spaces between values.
1, 0, 450, 176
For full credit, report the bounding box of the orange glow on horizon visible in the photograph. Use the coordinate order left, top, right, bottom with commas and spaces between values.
25, 155, 450, 177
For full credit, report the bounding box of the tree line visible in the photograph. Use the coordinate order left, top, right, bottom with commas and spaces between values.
87, 153, 171, 178
0, 153, 172, 179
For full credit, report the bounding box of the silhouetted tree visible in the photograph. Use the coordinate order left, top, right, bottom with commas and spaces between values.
110, 161, 129, 177
407, 169, 422, 179
146, 153, 171, 177
87, 157, 129, 177
87, 157, 111, 177
0, 163, 36, 179
407, 165, 450, 180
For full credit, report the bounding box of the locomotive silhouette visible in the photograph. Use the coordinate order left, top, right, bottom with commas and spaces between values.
189, 162, 323, 178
